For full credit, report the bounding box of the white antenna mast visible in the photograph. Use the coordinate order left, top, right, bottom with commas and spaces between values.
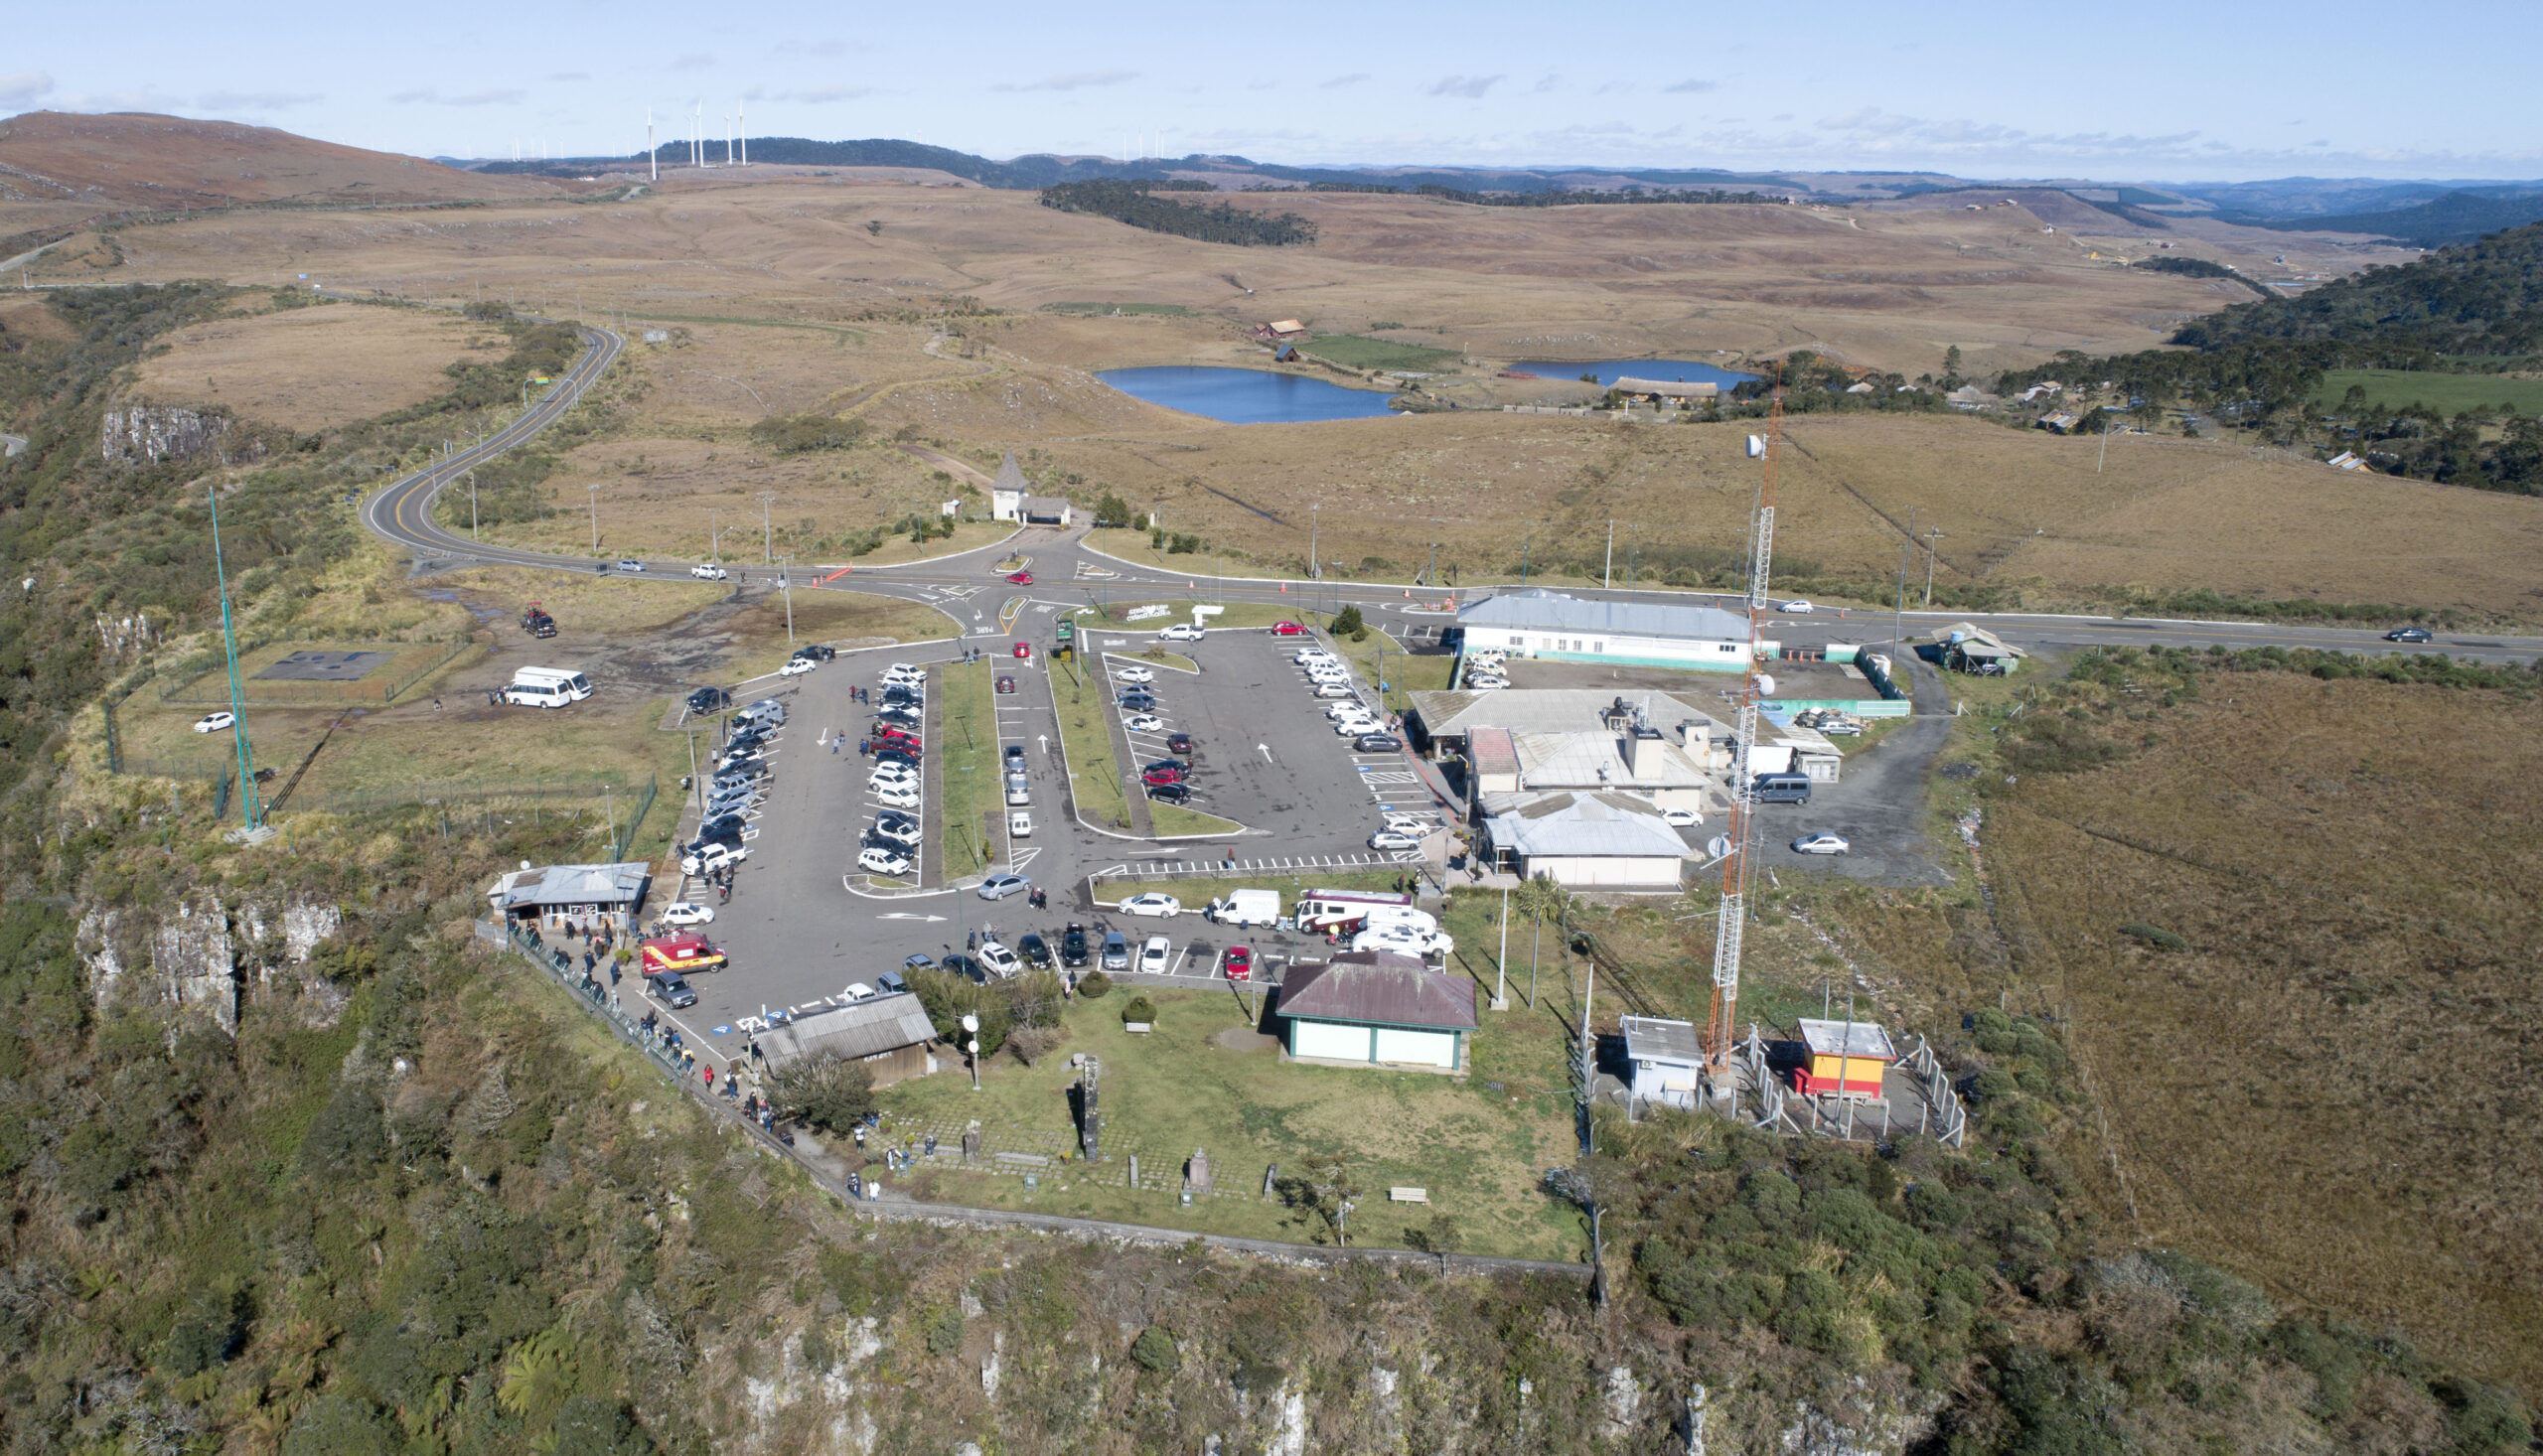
647, 107, 657, 181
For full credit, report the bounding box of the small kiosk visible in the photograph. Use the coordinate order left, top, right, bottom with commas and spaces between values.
1791, 1019, 1895, 1099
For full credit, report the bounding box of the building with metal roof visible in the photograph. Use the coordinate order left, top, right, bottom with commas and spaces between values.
754, 992, 941, 1089
1275, 951, 1476, 1073
1406, 688, 1722, 753
1482, 791, 1691, 889
486, 862, 653, 931
1622, 1015, 1706, 1110
1457, 590, 1760, 672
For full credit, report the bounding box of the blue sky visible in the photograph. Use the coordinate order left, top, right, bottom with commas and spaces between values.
6, 0, 2536, 181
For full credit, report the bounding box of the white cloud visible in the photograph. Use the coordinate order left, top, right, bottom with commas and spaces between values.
0, 70, 54, 108
991, 70, 1138, 93
1662, 78, 1717, 94
1532, 73, 1561, 93
671, 53, 716, 72
388, 87, 526, 107
1318, 73, 1370, 90
196, 89, 324, 110
1427, 74, 1504, 99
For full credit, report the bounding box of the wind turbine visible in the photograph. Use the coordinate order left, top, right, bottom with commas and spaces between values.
646, 107, 658, 181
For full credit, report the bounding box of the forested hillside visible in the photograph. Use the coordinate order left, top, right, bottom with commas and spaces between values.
1036, 181, 1317, 246
2172, 220, 2543, 355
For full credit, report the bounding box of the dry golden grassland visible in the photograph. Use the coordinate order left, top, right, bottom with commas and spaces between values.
130, 301, 491, 429
1918, 674, 2543, 1389
73, 175, 2534, 617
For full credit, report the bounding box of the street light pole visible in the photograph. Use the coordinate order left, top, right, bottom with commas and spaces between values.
760, 491, 775, 563
1922, 528, 1946, 607
1308, 505, 1319, 580
780, 558, 794, 644
962, 1013, 981, 1092
587, 484, 601, 551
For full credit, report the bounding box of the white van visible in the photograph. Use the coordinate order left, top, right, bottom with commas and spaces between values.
1204, 888, 1281, 928
505, 666, 592, 708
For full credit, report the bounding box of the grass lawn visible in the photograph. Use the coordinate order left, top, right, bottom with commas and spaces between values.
1051, 654, 1133, 831
2311, 368, 2543, 418
933, 658, 997, 879
876, 986, 1583, 1258
1149, 801, 1244, 837
723, 591, 958, 681
1299, 334, 1461, 372
1328, 624, 1455, 715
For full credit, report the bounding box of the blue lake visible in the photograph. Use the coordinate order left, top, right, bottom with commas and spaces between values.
1510, 359, 1758, 388
1095, 366, 1401, 424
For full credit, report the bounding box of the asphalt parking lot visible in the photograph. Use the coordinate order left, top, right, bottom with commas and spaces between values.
1079, 627, 1443, 854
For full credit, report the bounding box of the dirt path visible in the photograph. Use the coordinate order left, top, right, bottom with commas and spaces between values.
894, 442, 997, 491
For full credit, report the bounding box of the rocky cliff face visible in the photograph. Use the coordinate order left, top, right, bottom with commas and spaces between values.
99, 400, 242, 465
77, 892, 343, 1037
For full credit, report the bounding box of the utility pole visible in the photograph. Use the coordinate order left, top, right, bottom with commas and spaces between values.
2097, 419, 2112, 475
1893, 506, 1913, 658
1603, 519, 1614, 589
1520, 526, 1533, 586
760, 491, 776, 563
1308, 504, 1318, 580
468, 470, 478, 539
587, 484, 602, 551
780, 558, 794, 644
710, 509, 719, 564
1922, 527, 1946, 607
1494, 884, 1511, 1010
1425, 519, 1440, 588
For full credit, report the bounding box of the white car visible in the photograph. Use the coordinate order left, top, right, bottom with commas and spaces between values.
869, 820, 920, 849
778, 657, 816, 677
1123, 714, 1166, 734
682, 841, 748, 876
882, 666, 926, 686
1157, 623, 1206, 643
690, 563, 728, 580
1779, 600, 1815, 614
1383, 813, 1431, 835
871, 786, 921, 809
1138, 935, 1173, 974
1312, 682, 1352, 698
1294, 648, 1335, 662
616, 558, 647, 572
857, 846, 914, 877
191, 711, 235, 734
1466, 678, 1509, 691
843, 982, 877, 1001
660, 901, 716, 927
1114, 665, 1155, 684
869, 776, 919, 798
1325, 701, 1370, 720
1369, 830, 1422, 851
1661, 807, 1703, 828
1119, 892, 1182, 919
1334, 718, 1382, 737
1353, 926, 1453, 956
976, 941, 1022, 977
1791, 833, 1851, 855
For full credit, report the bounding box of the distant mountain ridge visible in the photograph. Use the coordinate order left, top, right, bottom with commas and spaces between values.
2217, 190, 2543, 248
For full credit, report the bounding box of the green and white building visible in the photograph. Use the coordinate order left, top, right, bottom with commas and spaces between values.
1275, 951, 1477, 1074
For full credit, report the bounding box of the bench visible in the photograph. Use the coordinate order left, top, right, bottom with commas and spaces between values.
1389, 1187, 1428, 1204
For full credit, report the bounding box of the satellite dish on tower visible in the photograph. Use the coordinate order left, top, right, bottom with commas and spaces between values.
1755, 672, 1776, 697
1746, 434, 1767, 458
1707, 835, 1732, 860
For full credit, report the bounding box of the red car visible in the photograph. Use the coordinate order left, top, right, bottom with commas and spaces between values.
1006, 571, 1034, 585
878, 727, 922, 751
1012, 641, 1032, 659
1224, 946, 1252, 982
1140, 766, 1186, 788
1270, 621, 1306, 637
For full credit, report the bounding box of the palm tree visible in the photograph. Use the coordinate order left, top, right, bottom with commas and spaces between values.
1513, 875, 1571, 1008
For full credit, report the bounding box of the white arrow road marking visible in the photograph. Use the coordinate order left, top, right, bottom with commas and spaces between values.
1037, 733, 1050, 753
1258, 743, 1274, 763
878, 913, 949, 923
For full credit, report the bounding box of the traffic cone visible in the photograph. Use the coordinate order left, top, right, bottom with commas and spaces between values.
1279, 582, 1287, 592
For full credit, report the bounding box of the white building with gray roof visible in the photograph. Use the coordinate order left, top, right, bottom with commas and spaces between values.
1482, 791, 1691, 889
1456, 590, 1766, 671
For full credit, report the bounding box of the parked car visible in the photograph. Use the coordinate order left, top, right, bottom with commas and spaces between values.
1146, 782, 1191, 803
1100, 931, 1130, 971
1061, 924, 1091, 967
869, 818, 920, 849
1313, 682, 1352, 698
1003, 744, 1027, 769
1661, 806, 1703, 827
1467, 677, 1509, 691
1223, 946, 1253, 981
940, 952, 985, 982
1140, 766, 1186, 788
793, 644, 835, 661
1333, 716, 1381, 736
647, 970, 697, 1008
1006, 570, 1034, 585
1353, 734, 1403, 753
976, 940, 1023, 977
2385, 627, 2434, 643
871, 749, 921, 770
690, 563, 728, 580
1138, 936, 1173, 974
903, 952, 937, 973
1166, 732, 1195, 756
876, 807, 920, 835
1271, 621, 1306, 636
192, 711, 235, 734
1120, 892, 1181, 918
1017, 933, 1052, 967
996, 674, 1016, 693
686, 686, 731, 714
843, 982, 877, 1001
1008, 809, 1033, 836
660, 901, 715, 927
1791, 833, 1851, 855
1158, 623, 1205, 642
857, 846, 914, 877
779, 657, 817, 678
1115, 665, 1155, 684
1124, 713, 1166, 734
977, 873, 1031, 902
681, 841, 748, 877
1369, 830, 1421, 851
694, 811, 748, 840
871, 786, 921, 809
1142, 758, 1193, 777
875, 970, 910, 995
1382, 813, 1430, 835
